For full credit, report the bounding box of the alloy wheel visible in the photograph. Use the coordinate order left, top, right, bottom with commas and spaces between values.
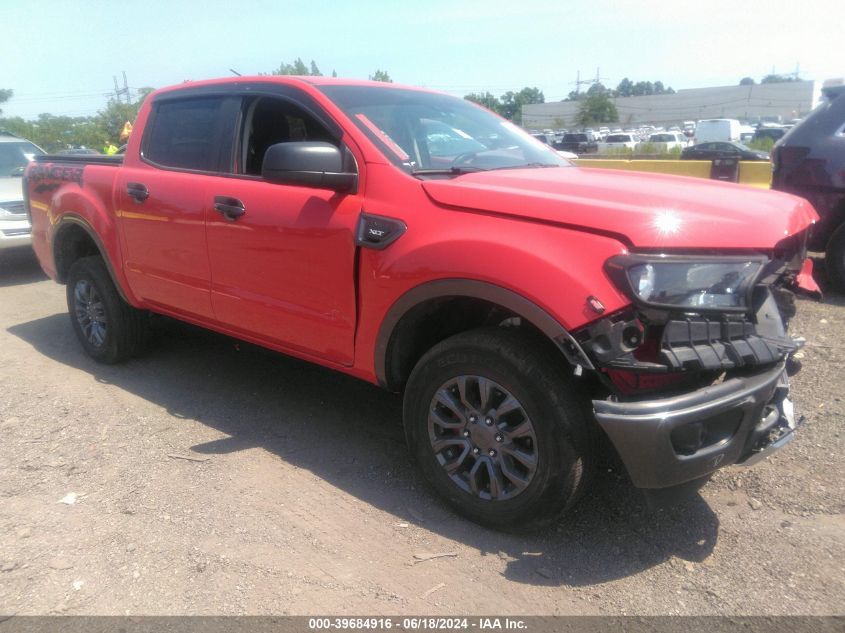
427, 375, 538, 501
73, 279, 107, 348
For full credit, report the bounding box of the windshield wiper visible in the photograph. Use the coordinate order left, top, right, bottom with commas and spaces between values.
410, 166, 487, 176
411, 163, 561, 177
488, 163, 561, 171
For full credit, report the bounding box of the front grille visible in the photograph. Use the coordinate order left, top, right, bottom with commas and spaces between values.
660, 318, 791, 371
0, 201, 26, 216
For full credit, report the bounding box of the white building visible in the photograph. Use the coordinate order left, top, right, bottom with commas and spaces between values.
521, 80, 823, 129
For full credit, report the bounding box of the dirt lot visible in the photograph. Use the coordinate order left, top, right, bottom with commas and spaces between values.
0, 247, 842, 616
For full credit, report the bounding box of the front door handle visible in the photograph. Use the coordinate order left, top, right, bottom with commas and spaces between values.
126, 182, 149, 203
213, 196, 246, 221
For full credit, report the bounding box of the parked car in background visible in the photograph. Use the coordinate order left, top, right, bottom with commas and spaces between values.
695, 119, 742, 143
681, 141, 770, 161
638, 132, 688, 152
772, 81, 845, 289
530, 132, 576, 159
554, 132, 597, 154
597, 133, 637, 153
0, 133, 45, 251
530, 132, 555, 146
56, 148, 101, 156
740, 125, 756, 144
754, 126, 788, 144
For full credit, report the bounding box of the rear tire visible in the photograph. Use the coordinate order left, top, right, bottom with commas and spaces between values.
403, 327, 593, 530
825, 223, 845, 292
66, 256, 148, 363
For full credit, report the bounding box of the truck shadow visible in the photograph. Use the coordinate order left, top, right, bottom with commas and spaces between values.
9, 313, 718, 587
0, 248, 47, 288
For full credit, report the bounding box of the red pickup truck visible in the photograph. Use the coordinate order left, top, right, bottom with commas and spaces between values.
26, 77, 818, 529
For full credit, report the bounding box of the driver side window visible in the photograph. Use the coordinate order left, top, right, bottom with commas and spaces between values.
239, 97, 337, 176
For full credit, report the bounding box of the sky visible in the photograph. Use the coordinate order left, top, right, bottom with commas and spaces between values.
2, 0, 841, 120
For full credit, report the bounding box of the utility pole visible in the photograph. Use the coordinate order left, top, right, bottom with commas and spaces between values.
571, 70, 593, 95
593, 67, 609, 88
571, 68, 609, 96
113, 72, 131, 104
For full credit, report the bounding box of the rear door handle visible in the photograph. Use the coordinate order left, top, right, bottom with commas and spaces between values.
126, 182, 149, 203
213, 196, 246, 221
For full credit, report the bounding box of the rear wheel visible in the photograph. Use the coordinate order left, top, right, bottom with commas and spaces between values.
66, 256, 148, 363
403, 327, 592, 530
825, 223, 845, 292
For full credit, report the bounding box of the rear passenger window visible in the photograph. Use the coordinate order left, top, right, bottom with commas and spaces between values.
143, 98, 224, 171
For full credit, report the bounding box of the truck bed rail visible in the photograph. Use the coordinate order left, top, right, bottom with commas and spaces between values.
31, 154, 124, 166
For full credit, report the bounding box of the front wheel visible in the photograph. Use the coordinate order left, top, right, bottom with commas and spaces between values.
66, 256, 148, 364
403, 328, 592, 530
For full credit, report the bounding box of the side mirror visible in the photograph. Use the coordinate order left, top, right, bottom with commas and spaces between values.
261, 141, 357, 192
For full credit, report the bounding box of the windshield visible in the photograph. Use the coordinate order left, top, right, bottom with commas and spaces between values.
0, 141, 44, 176
563, 134, 587, 142
650, 134, 675, 142
318, 85, 568, 174
606, 134, 632, 142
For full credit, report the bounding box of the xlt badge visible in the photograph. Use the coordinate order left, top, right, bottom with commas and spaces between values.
356, 213, 407, 250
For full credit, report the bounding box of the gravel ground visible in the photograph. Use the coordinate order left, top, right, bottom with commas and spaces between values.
0, 247, 842, 616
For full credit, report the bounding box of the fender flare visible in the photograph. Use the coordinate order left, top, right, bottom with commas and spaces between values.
52, 214, 130, 303
373, 278, 592, 388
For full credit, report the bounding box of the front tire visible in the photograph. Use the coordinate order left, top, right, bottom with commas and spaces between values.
66, 256, 148, 363
403, 327, 592, 530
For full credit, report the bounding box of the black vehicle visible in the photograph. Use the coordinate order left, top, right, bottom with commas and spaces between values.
681, 141, 770, 161
754, 127, 788, 143
554, 133, 598, 155
772, 82, 845, 290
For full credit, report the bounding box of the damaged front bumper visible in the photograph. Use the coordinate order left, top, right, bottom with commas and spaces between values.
592, 362, 802, 488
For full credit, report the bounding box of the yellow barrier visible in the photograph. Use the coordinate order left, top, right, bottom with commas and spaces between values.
738, 161, 774, 189
573, 159, 772, 189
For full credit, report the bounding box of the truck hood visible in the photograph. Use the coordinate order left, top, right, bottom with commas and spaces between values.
420, 167, 818, 249
0, 177, 24, 204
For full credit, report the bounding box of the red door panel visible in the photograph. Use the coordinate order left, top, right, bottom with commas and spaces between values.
204, 176, 360, 365
116, 168, 214, 319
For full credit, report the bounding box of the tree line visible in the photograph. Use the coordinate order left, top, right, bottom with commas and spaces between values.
0, 88, 153, 152
464, 88, 545, 125
740, 74, 802, 86
268, 57, 392, 83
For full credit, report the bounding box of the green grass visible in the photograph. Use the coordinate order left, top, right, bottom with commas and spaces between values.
747, 137, 775, 152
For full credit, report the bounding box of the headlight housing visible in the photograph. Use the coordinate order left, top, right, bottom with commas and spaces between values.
606, 254, 766, 311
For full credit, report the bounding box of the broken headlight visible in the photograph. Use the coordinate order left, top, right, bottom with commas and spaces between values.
606, 254, 766, 312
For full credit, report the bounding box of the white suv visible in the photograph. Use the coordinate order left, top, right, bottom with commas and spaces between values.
597, 133, 638, 152
0, 134, 45, 251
